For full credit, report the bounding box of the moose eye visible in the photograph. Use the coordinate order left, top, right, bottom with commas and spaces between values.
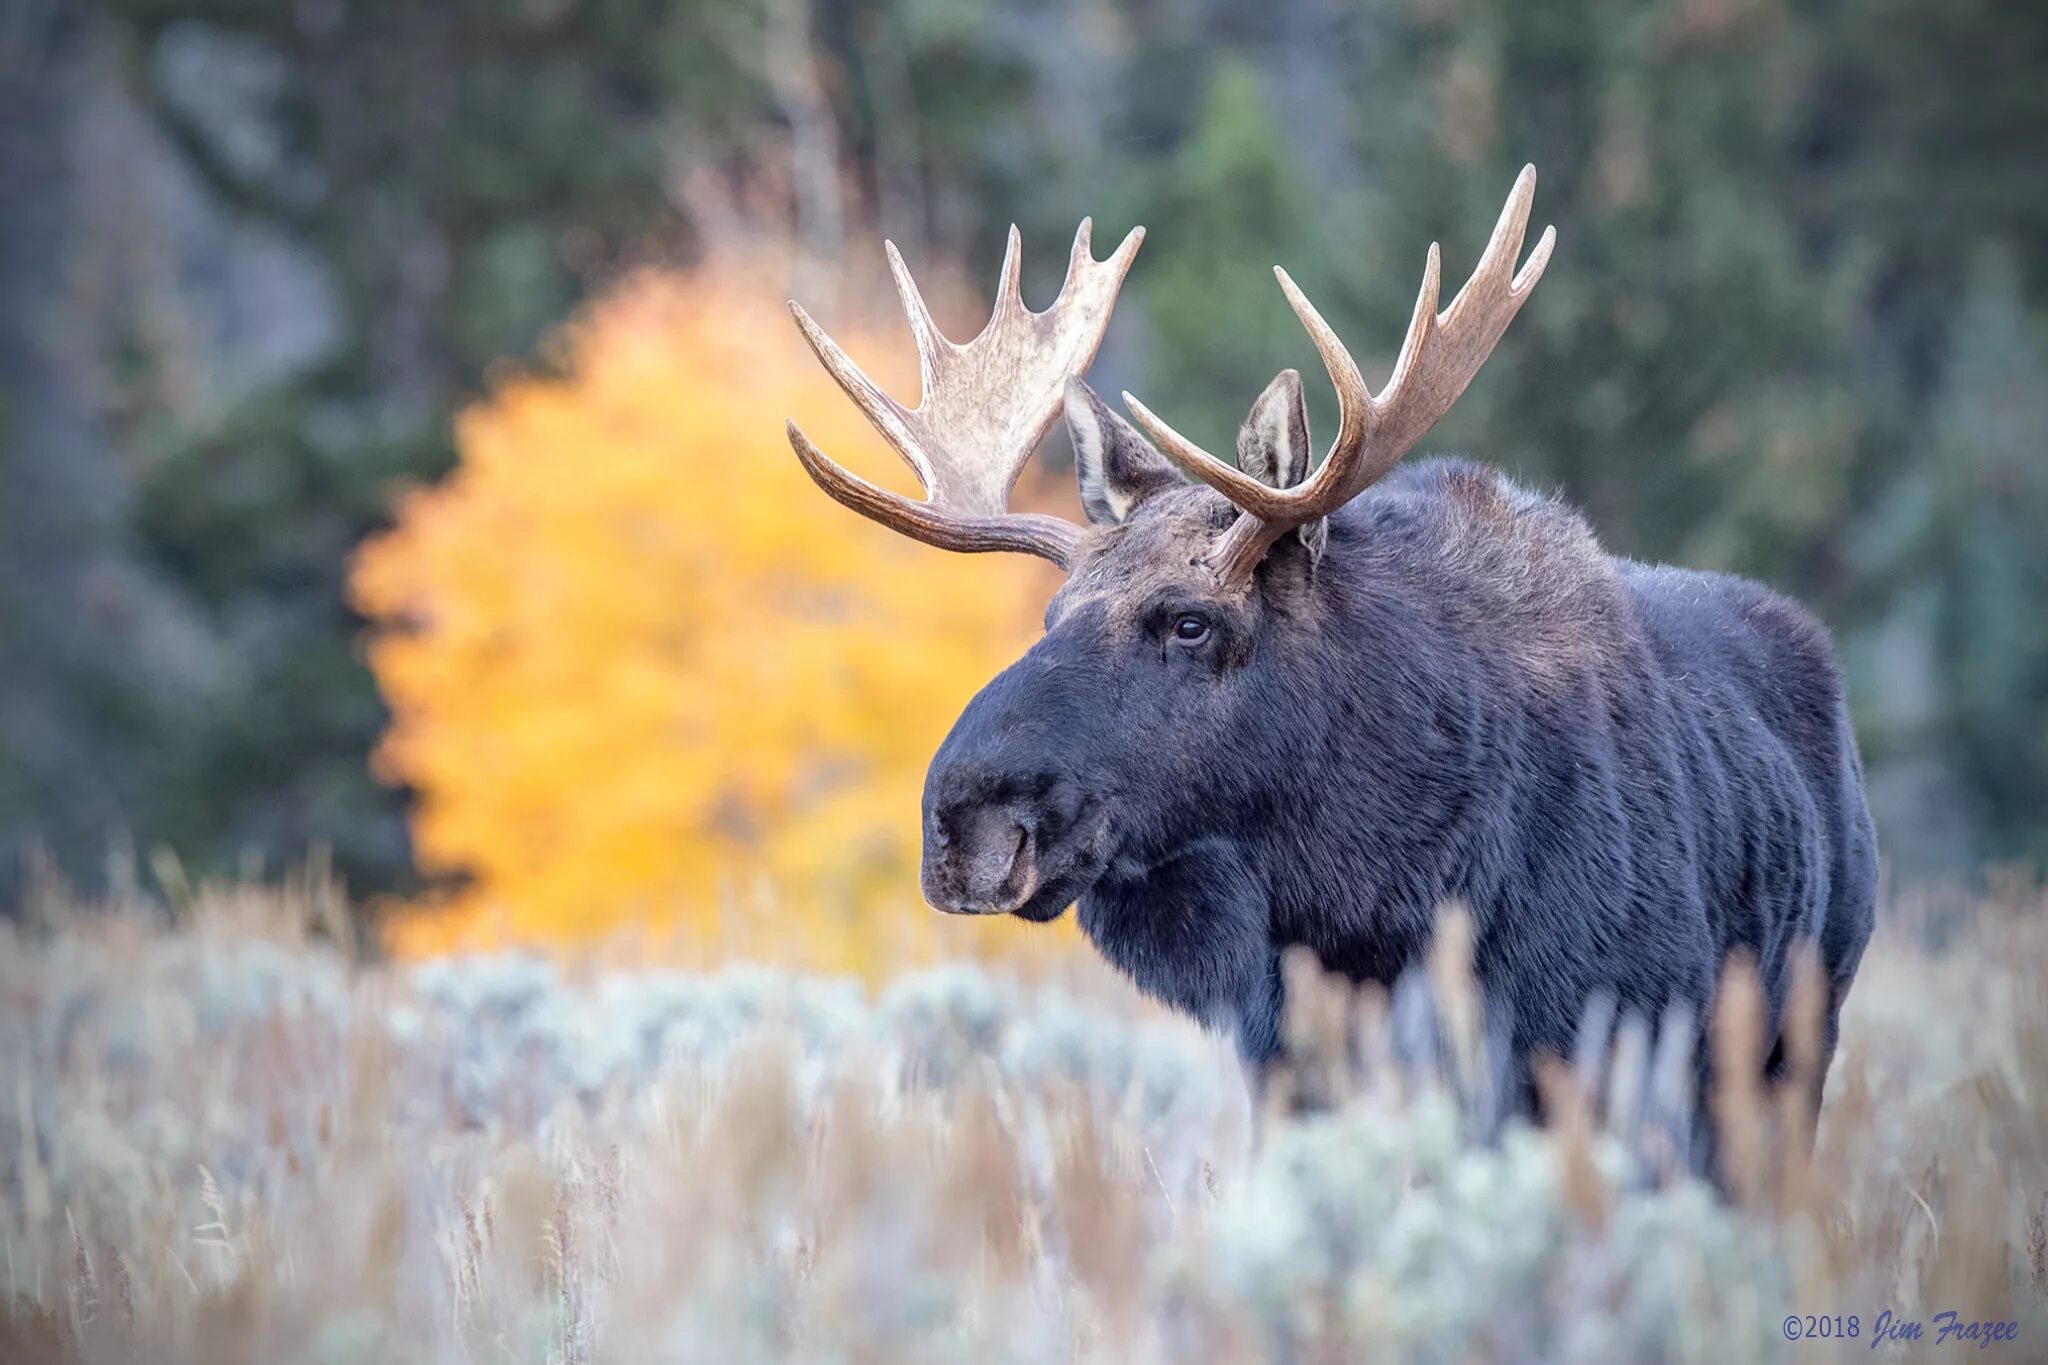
1172, 613, 1211, 644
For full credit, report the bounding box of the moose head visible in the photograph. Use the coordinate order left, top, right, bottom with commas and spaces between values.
785, 170, 1553, 926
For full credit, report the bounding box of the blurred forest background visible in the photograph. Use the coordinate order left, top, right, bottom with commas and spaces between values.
2, 0, 2044, 942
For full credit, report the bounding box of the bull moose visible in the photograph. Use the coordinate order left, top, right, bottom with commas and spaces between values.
784, 167, 1876, 1131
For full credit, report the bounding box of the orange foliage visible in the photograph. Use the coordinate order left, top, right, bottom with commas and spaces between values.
350, 251, 1070, 973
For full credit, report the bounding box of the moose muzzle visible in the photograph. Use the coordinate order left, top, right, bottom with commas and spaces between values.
920, 794, 1044, 915
919, 629, 1114, 921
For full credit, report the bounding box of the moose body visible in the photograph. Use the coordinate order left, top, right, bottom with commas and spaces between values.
786, 167, 1875, 1130
964, 458, 1876, 1108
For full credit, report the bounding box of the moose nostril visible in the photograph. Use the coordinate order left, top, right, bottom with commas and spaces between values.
1000, 821, 1039, 902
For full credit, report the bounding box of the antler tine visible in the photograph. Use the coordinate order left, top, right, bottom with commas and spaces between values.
1068, 217, 1096, 279
785, 218, 1145, 569
885, 240, 952, 387
786, 419, 1084, 561
1445, 163, 1544, 327
1513, 220, 1556, 298
988, 225, 1026, 327
1442, 172, 1524, 323
1096, 219, 1146, 283
1119, 392, 1290, 517
1123, 165, 1553, 587
1378, 244, 1442, 420
1119, 262, 1389, 520
1062, 218, 1144, 298
788, 300, 933, 490
1273, 263, 1378, 497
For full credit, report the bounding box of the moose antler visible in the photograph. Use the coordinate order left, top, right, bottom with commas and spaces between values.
786, 221, 1145, 569
1121, 165, 1554, 586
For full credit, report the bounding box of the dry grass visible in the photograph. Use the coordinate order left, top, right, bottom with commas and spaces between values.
2, 874, 2044, 1363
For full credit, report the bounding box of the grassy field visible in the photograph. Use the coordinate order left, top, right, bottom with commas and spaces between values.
2, 873, 2044, 1363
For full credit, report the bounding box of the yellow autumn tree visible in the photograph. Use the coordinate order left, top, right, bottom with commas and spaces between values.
350, 250, 1067, 973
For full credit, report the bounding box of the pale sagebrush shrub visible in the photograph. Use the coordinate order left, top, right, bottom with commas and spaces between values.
1171, 1097, 1790, 1364
2, 878, 2045, 1364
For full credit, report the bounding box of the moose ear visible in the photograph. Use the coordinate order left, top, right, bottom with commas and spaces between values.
1064, 378, 1181, 525
1237, 369, 1312, 488
1237, 369, 1328, 562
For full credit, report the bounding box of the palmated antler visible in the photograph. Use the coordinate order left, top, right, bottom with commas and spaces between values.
786, 221, 1144, 569
1121, 166, 1554, 586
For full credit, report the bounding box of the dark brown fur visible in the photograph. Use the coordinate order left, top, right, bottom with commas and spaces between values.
918, 382, 1877, 1163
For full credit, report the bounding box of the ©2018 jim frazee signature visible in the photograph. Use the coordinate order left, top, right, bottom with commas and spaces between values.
1783, 1310, 2022, 1348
